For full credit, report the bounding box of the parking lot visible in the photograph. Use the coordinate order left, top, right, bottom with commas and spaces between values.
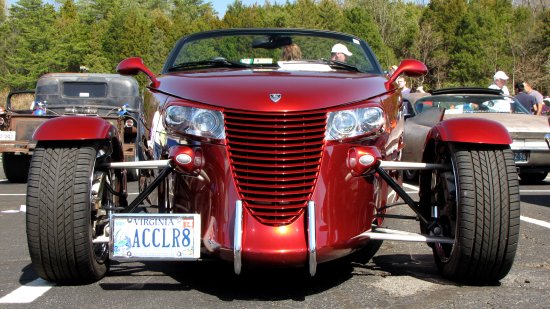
1, 161, 549, 308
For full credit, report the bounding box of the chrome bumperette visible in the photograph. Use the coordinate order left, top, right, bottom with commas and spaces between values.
379, 160, 448, 170
307, 201, 317, 277
359, 227, 454, 244
233, 200, 243, 275
104, 160, 171, 169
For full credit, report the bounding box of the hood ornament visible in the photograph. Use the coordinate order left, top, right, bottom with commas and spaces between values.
269, 93, 282, 103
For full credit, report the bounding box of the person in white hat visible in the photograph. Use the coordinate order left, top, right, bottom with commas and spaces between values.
488, 70, 510, 95
331, 43, 352, 62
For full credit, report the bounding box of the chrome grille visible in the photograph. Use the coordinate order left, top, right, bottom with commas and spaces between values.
224, 110, 326, 225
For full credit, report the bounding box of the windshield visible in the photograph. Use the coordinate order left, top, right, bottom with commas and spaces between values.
414, 94, 530, 115
164, 30, 381, 74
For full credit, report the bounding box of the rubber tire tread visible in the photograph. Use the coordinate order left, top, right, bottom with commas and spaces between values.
437, 144, 520, 283
26, 142, 108, 283
2, 153, 31, 183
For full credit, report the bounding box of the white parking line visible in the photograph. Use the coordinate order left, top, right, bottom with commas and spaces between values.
520, 216, 550, 229
401, 183, 549, 194
0, 193, 139, 196
0, 278, 54, 304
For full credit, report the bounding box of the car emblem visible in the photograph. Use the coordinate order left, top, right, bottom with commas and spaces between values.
269, 94, 282, 103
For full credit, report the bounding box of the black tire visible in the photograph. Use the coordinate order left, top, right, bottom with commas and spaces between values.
26, 142, 113, 283
420, 143, 520, 284
519, 171, 548, 184
2, 153, 31, 183
346, 239, 383, 265
404, 169, 419, 182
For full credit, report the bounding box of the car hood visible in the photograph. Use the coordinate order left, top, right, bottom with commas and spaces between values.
444, 113, 550, 136
156, 70, 389, 112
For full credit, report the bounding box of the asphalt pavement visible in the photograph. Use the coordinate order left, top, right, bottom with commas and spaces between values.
0, 164, 549, 308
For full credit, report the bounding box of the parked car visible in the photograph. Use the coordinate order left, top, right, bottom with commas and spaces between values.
26, 29, 520, 285
0, 73, 146, 182
403, 88, 550, 183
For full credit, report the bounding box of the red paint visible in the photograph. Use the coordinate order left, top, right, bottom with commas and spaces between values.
430, 118, 512, 144
157, 71, 388, 112
33, 116, 118, 141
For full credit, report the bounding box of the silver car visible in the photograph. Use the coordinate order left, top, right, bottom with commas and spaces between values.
403, 87, 550, 183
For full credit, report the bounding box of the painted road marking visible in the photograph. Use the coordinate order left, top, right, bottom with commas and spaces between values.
402, 183, 549, 194
0, 278, 55, 304
520, 216, 550, 229
0, 192, 139, 196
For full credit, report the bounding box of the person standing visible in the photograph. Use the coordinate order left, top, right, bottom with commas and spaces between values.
523, 81, 544, 115
489, 71, 510, 95
396, 77, 411, 94
514, 82, 537, 114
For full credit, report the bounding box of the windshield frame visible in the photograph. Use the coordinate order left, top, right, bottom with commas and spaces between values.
161, 28, 383, 75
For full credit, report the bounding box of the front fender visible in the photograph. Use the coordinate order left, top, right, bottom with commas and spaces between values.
427, 118, 512, 145
33, 116, 119, 141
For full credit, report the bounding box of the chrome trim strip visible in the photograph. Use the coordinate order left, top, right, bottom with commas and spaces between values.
307, 201, 317, 277
105, 160, 171, 169
357, 227, 454, 244
379, 161, 448, 170
234, 200, 243, 275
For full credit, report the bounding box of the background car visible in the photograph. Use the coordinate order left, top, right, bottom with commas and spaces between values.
403, 87, 550, 183
0, 73, 146, 182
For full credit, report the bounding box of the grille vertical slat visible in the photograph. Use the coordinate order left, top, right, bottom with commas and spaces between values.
225, 110, 326, 225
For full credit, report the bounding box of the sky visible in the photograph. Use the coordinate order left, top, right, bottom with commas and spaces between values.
211, 1, 289, 17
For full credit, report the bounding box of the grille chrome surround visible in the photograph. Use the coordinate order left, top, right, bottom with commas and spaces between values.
224, 110, 326, 225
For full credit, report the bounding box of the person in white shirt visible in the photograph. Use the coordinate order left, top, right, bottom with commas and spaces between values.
488, 70, 510, 95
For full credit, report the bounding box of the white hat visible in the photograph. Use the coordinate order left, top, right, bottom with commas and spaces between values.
494, 71, 509, 80
331, 43, 352, 56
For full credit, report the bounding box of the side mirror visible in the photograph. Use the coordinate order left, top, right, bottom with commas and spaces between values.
117, 57, 160, 88
385, 59, 428, 90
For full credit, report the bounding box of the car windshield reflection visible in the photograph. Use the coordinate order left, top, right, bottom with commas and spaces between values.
414, 95, 530, 115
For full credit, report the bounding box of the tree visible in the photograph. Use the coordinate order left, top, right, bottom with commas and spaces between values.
1, 0, 57, 90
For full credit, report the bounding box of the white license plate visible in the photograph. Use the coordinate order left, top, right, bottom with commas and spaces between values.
514, 151, 528, 163
0, 131, 15, 141
111, 214, 201, 260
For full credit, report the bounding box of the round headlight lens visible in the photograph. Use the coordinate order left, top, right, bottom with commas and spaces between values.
333, 111, 357, 135
326, 107, 384, 140
360, 108, 384, 132
164, 105, 225, 139
166, 106, 188, 125
193, 111, 219, 132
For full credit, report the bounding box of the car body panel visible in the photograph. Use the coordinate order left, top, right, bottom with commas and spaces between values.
157, 71, 389, 112
33, 116, 118, 141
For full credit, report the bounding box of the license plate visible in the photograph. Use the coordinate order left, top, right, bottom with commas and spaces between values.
513, 151, 528, 163
110, 214, 201, 260
0, 131, 15, 141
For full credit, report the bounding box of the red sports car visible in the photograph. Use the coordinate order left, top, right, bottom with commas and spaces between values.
26, 29, 519, 285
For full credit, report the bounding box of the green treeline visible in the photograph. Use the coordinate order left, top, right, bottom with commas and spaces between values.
0, 0, 548, 94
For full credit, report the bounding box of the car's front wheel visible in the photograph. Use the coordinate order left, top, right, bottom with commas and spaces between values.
519, 171, 548, 184
420, 142, 520, 284
2, 152, 31, 183
26, 141, 116, 283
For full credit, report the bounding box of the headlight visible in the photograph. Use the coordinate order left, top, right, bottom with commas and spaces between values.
165, 106, 225, 139
326, 107, 384, 140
